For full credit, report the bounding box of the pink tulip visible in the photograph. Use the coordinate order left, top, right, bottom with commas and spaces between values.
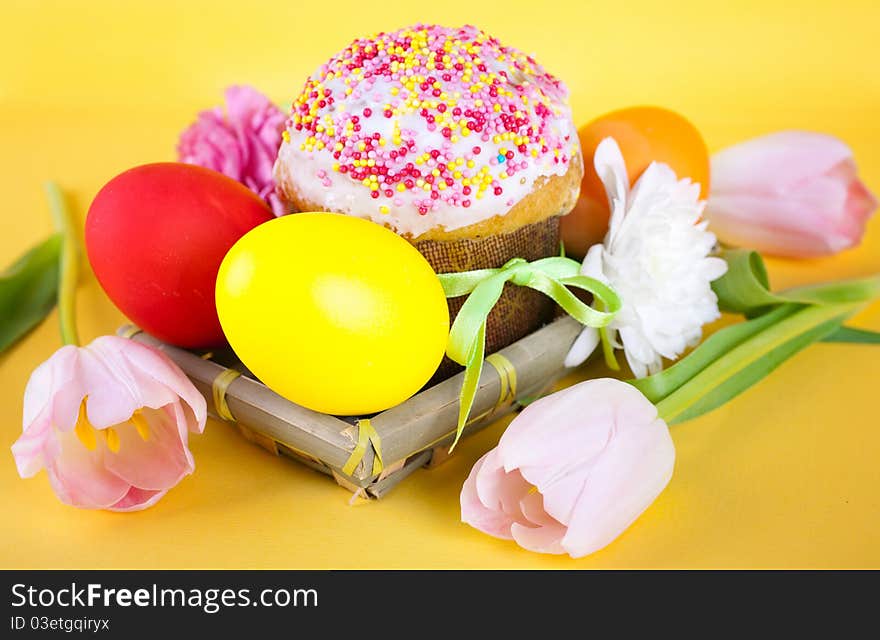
705, 131, 877, 257
461, 378, 674, 558
11, 336, 207, 511
178, 85, 287, 216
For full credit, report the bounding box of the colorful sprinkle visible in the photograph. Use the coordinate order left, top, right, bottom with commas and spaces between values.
281, 24, 575, 220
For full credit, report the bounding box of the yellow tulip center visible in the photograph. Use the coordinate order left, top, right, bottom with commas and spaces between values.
130, 411, 152, 441
73, 399, 150, 454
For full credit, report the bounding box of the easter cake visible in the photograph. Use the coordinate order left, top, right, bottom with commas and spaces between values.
274, 24, 582, 377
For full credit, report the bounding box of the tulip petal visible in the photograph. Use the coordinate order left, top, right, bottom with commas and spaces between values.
461, 379, 678, 557
511, 521, 567, 555
79, 336, 205, 431
560, 416, 674, 558
115, 337, 207, 432
13, 335, 206, 512
101, 404, 193, 491
711, 131, 853, 192
75, 348, 165, 431
840, 176, 878, 247
48, 431, 132, 509
707, 178, 856, 257
110, 487, 168, 512
707, 132, 877, 257
461, 452, 515, 539
501, 379, 659, 525
22, 345, 79, 429
474, 453, 535, 525
11, 409, 61, 478
14, 347, 84, 478
519, 489, 561, 529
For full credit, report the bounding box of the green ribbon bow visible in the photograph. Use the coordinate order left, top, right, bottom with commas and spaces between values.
437, 256, 621, 450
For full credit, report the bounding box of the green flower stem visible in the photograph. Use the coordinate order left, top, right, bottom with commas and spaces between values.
780, 275, 880, 307
45, 182, 80, 346
712, 248, 880, 315
655, 301, 863, 423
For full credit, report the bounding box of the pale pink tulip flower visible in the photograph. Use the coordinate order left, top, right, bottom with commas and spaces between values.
11, 336, 207, 511
461, 378, 674, 558
706, 131, 877, 257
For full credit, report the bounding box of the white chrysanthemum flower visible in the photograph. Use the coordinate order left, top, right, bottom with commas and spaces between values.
565, 137, 728, 378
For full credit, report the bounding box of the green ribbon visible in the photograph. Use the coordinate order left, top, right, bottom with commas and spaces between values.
437, 256, 621, 451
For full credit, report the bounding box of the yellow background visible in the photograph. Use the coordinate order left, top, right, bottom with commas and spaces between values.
2, 0, 879, 568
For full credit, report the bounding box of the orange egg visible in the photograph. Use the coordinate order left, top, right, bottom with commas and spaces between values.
562, 106, 710, 259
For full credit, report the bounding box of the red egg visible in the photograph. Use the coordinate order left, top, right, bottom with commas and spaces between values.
86, 163, 275, 348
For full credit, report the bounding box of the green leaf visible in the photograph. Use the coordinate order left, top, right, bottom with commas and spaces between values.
822, 326, 880, 344
634, 248, 880, 425
0, 234, 62, 353
631, 304, 798, 404
711, 249, 783, 315
672, 312, 848, 423
780, 275, 880, 307
713, 248, 880, 317
649, 302, 862, 424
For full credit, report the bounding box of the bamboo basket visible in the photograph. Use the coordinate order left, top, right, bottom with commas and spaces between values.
118, 316, 581, 499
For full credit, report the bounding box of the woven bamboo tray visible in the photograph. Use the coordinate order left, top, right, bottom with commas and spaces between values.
117, 316, 580, 499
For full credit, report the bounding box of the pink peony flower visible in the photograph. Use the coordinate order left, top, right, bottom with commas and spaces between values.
178, 85, 287, 216
461, 378, 674, 558
705, 131, 877, 257
11, 335, 207, 511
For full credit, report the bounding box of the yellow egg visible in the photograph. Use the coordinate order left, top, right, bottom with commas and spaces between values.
216, 213, 450, 415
